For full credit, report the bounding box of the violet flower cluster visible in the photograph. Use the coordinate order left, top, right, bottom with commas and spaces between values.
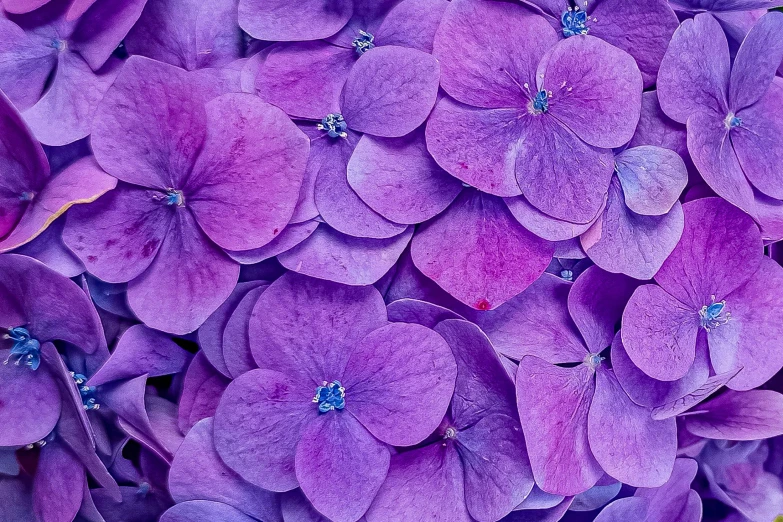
2, 0, 783, 521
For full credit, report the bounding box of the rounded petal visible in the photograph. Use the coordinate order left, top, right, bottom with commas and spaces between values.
614, 146, 689, 216
341, 46, 440, 138
621, 284, 700, 381
295, 412, 389, 522
657, 13, 730, 123
516, 357, 602, 496
12, 218, 85, 278
433, 0, 558, 108
0, 17, 57, 111
238, 0, 352, 41
0, 350, 61, 446
160, 501, 258, 522
126, 210, 240, 335
213, 369, 315, 492
588, 368, 677, 487
374, 0, 447, 53
32, 441, 83, 522
594, 497, 649, 522
628, 91, 688, 157
347, 130, 463, 224
226, 220, 318, 265
505, 196, 600, 242
177, 351, 230, 433
223, 284, 266, 378
728, 11, 783, 110
684, 390, 783, 440
655, 197, 763, 308
278, 223, 413, 286
411, 190, 553, 310
170, 418, 281, 521
187, 94, 310, 251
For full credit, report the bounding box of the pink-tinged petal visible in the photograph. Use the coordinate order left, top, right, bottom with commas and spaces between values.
628, 92, 688, 158
732, 79, 783, 200
33, 441, 83, 522
568, 265, 638, 354
0, 350, 61, 446
621, 284, 700, 381
66, 0, 98, 20
88, 325, 191, 387
708, 258, 783, 390
343, 322, 455, 446
588, 367, 676, 487
657, 14, 730, 124
13, 218, 85, 278
347, 130, 463, 225
434, 0, 558, 109
2, 0, 50, 13
313, 131, 408, 239
686, 109, 757, 217
256, 42, 353, 120
542, 36, 642, 148
0, 156, 116, 252
435, 319, 517, 423
226, 220, 319, 264
62, 184, 172, 283
170, 418, 281, 521
505, 196, 601, 242
516, 357, 602, 496
23, 54, 120, 146
223, 284, 266, 378
186, 94, 309, 251
425, 98, 525, 197
581, 179, 685, 280
91, 56, 208, 189
458, 414, 535, 521
475, 274, 587, 363
587, 0, 679, 88
374, 0, 447, 53
684, 390, 783, 440
68, 0, 147, 71
126, 210, 239, 335
238, 0, 352, 41
278, 223, 413, 286
341, 46, 439, 138
295, 412, 389, 522
365, 443, 470, 522
177, 352, 230, 433
615, 146, 688, 216
249, 272, 386, 383
411, 190, 553, 310
160, 501, 258, 522
613, 332, 710, 409
198, 281, 265, 378
0, 88, 49, 239
214, 369, 315, 492
655, 197, 763, 308
0, 17, 56, 111
124, 0, 242, 71
515, 116, 615, 223
729, 11, 783, 110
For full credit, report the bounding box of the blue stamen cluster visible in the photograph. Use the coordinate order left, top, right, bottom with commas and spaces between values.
313, 380, 346, 413
3, 327, 41, 370
317, 114, 349, 139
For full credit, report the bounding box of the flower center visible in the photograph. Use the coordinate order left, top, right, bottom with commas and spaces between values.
317, 114, 348, 139
352, 30, 375, 55
50, 38, 67, 52
699, 296, 730, 331
444, 427, 458, 439
19, 191, 35, 202
561, 4, 591, 38
560, 269, 574, 281
313, 380, 345, 413
724, 112, 742, 130
165, 189, 185, 206
584, 352, 604, 370
529, 90, 550, 115
3, 327, 41, 371
71, 372, 100, 411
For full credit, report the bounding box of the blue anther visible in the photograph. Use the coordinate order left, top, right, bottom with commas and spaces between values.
699, 297, 730, 331
532, 90, 549, 114
71, 372, 100, 411
165, 189, 184, 206
584, 352, 604, 370
561, 7, 589, 37
730, 116, 742, 128
313, 380, 345, 413
352, 30, 375, 55
3, 327, 41, 370
560, 269, 574, 282
317, 114, 348, 139
19, 191, 35, 202
50, 39, 67, 52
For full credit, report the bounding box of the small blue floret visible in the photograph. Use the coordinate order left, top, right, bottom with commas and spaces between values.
165, 189, 184, 206
560, 269, 573, 282
561, 8, 589, 38
352, 30, 375, 56
71, 372, 100, 411
313, 380, 345, 413
318, 114, 348, 139
730, 116, 742, 128
699, 297, 730, 331
532, 90, 549, 114
3, 327, 41, 370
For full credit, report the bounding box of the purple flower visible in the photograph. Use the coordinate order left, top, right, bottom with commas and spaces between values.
0, 0, 148, 145
657, 11, 783, 240
668, 0, 776, 50
366, 319, 534, 522
479, 267, 676, 495
427, 0, 642, 223
621, 197, 783, 390
62, 56, 310, 334
520, 0, 679, 88
213, 272, 456, 522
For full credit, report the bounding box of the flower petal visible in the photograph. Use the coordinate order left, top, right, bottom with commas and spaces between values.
729, 11, 783, 110
238, 0, 352, 41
